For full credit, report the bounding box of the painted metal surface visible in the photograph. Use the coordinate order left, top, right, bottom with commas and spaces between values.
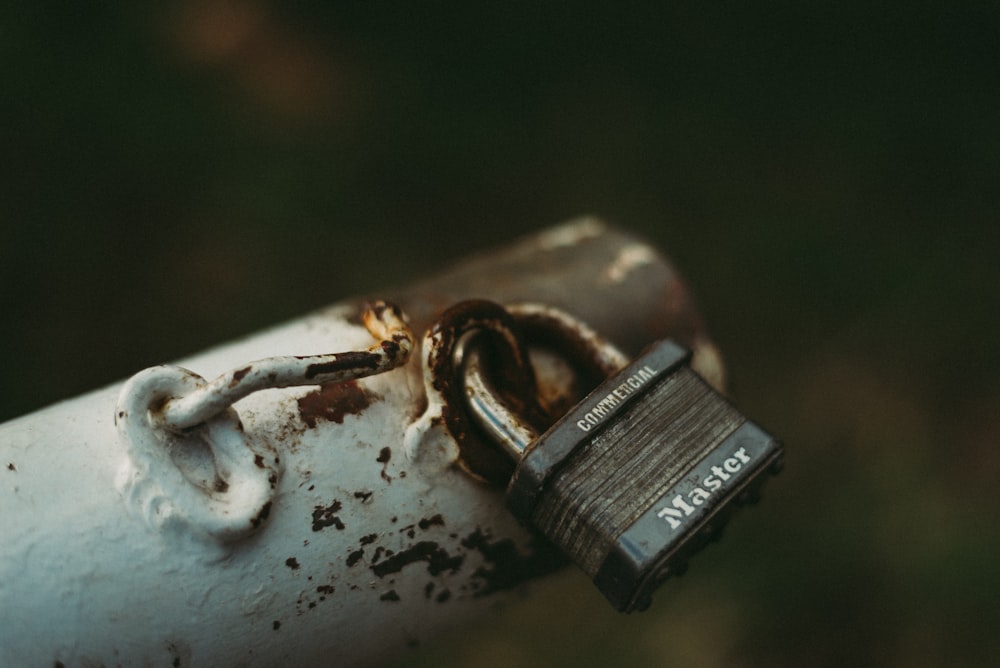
115, 301, 412, 544
0, 218, 723, 667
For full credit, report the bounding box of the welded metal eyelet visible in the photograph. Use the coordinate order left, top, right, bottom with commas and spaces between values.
115, 301, 412, 542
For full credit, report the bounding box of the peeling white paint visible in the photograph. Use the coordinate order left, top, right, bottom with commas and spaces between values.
600, 243, 659, 284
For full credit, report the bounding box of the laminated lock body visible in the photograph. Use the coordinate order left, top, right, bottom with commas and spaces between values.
506, 340, 783, 612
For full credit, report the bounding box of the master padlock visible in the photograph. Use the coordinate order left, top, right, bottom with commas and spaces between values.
459, 302, 784, 613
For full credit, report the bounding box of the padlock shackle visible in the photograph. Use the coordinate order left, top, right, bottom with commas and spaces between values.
461, 303, 630, 463
461, 338, 539, 460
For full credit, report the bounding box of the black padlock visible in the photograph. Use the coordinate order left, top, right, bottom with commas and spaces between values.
462, 312, 783, 613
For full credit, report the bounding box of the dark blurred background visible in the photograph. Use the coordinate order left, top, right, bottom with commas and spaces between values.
3, 2, 999, 666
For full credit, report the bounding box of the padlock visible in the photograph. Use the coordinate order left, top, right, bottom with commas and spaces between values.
461, 305, 784, 613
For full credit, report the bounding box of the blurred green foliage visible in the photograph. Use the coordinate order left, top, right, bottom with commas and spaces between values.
3, 2, 999, 666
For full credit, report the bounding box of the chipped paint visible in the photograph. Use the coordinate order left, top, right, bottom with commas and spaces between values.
534, 217, 605, 250
297, 381, 374, 427
599, 243, 659, 284
370, 541, 465, 578
311, 500, 345, 531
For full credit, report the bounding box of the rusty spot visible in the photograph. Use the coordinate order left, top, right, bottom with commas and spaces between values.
418, 514, 445, 530
461, 528, 567, 597
346, 549, 364, 567
424, 300, 547, 485
254, 454, 265, 468
370, 541, 464, 578
285, 557, 300, 570
380, 590, 401, 602
377, 446, 393, 482
268, 473, 278, 488
298, 381, 374, 428
353, 490, 373, 502
213, 477, 230, 493
380, 339, 401, 357
311, 500, 345, 531
316, 584, 334, 595
231, 366, 252, 387
371, 546, 386, 564
424, 582, 435, 598
360, 533, 378, 545
250, 501, 272, 529
304, 351, 381, 379
272, 621, 281, 631
435, 589, 451, 603
6, 463, 15, 472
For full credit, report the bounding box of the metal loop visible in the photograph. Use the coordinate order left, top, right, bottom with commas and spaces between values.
159, 301, 413, 431
506, 303, 629, 377
116, 366, 280, 543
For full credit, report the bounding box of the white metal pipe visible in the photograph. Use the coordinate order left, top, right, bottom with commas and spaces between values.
0, 218, 723, 667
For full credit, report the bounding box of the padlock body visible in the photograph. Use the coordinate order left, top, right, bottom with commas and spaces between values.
506, 340, 783, 612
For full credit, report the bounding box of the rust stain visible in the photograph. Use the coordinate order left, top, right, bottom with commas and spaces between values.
424, 300, 547, 484
272, 621, 281, 631
254, 454, 265, 468
311, 500, 345, 531
250, 501, 272, 529
380, 339, 401, 357
304, 351, 381, 379
231, 366, 252, 387
418, 514, 445, 530
6, 463, 15, 472
297, 381, 374, 428
353, 490, 373, 502
370, 546, 394, 564
461, 528, 566, 597
360, 533, 378, 545
346, 549, 364, 567
380, 590, 401, 602
377, 446, 392, 482
370, 541, 464, 578
285, 557, 300, 570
